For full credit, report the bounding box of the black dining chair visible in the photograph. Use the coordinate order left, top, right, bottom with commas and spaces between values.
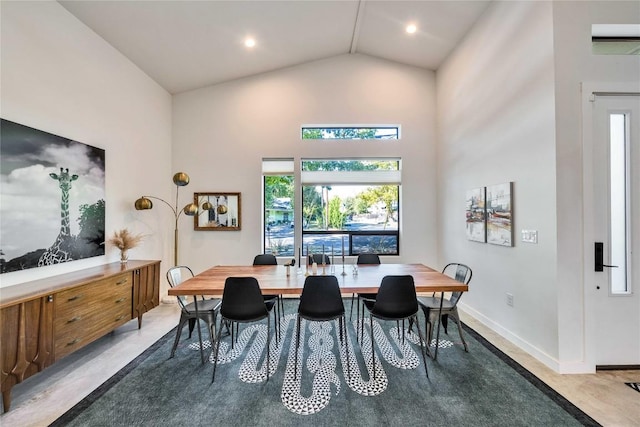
418, 263, 472, 353
351, 254, 381, 325
294, 275, 350, 379
166, 266, 220, 364
308, 253, 331, 265
211, 277, 277, 382
253, 254, 284, 332
362, 275, 428, 380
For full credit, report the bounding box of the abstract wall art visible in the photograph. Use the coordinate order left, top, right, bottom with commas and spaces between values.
486, 182, 513, 247
465, 187, 486, 242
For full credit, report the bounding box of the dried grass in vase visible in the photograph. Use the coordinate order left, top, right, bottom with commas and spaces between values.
108, 228, 145, 263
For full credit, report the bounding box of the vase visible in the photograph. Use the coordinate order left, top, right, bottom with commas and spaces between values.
120, 250, 129, 264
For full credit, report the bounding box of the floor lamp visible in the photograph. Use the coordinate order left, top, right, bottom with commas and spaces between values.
134, 172, 198, 266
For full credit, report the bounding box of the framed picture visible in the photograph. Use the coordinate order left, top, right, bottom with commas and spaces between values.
486, 182, 513, 246
1, 118, 105, 273
194, 192, 241, 230
465, 187, 486, 242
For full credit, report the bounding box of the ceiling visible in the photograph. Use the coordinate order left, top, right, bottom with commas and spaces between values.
59, 0, 490, 94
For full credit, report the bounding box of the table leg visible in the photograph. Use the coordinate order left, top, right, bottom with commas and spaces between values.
434, 291, 445, 360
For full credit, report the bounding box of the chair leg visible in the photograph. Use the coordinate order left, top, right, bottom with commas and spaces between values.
294, 315, 302, 379
342, 315, 350, 380
452, 311, 468, 352
208, 315, 216, 351
370, 315, 376, 381
266, 315, 271, 382
360, 301, 365, 344
349, 293, 356, 321
420, 308, 434, 359
442, 314, 449, 335
274, 307, 280, 344
231, 322, 235, 350
211, 317, 225, 383
187, 318, 195, 339
170, 316, 188, 358
411, 314, 429, 378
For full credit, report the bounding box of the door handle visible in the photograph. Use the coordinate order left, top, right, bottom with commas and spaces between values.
594, 242, 619, 271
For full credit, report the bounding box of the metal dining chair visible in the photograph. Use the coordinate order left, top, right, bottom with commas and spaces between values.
417, 263, 472, 354
166, 266, 220, 364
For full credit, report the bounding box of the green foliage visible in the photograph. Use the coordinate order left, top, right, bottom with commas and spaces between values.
327, 196, 344, 229
302, 186, 323, 227
302, 127, 397, 140
359, 186, 398, 226
302, 159, 397, 172
264, 176, 294, 210
302, 128, 323, 139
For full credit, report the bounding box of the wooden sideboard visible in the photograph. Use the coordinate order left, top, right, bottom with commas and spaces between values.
0, 260, 160, 413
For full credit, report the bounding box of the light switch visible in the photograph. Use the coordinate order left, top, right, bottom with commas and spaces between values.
521, 229, 538, 244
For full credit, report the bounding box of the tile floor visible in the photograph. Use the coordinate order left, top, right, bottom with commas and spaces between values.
1, 303, 638, 427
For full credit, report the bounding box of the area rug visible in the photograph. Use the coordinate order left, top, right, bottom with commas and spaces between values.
52, 301, 599, 426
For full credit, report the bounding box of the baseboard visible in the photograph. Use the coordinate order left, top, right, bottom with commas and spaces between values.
556, 361, 595, 374
597, 365, 640, 371
459, 303, 563, 373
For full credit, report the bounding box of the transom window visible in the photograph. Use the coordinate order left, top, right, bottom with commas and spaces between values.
301, 126, 399, 140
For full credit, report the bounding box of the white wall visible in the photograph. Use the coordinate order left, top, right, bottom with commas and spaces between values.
172, 54, 438, 274
437, 1, 560, 366
0, 1, 173, 291
552, 0, 640, 371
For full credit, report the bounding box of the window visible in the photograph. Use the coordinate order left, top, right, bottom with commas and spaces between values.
301, 126, 399, 140
262, 158, 402, 258
592, 24, 640, 55
263, 159, 294, 256
609, 114, 630, 294
301, 159, 400, 257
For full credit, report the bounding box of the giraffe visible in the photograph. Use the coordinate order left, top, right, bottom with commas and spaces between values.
38, 168, 79, 266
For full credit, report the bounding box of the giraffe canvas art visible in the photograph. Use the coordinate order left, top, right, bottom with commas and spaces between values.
38, 168, 79, 266
0, 118, 106, 273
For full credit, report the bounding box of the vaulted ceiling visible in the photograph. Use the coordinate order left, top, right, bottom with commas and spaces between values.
59, 0, 490, 94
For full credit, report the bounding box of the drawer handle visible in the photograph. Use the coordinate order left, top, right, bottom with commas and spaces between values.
67, 316, 81, 323
67, 295, 82, 302
67, 338, 80, 346
115, 315, 126, 321
116, 279, 128, 285
115, 297, 126, 303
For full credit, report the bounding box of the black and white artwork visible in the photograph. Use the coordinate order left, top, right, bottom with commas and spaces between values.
0, 118, 105, 274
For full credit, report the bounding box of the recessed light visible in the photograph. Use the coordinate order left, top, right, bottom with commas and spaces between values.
406, 24, 417, 34
244, 38, 256, 48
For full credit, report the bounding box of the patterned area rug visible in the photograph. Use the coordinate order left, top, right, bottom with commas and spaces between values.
52, 301, 600, 426
626, 382, 640, 393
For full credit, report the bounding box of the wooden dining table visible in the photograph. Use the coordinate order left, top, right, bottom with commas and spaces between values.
168, 263, 468, 296
168, 263, 467, 361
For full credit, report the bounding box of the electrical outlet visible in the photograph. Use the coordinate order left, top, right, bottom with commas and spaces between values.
521, 229, 538, 244
506, 293, 514, 307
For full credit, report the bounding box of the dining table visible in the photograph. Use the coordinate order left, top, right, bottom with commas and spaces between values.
168, 263, 467, 362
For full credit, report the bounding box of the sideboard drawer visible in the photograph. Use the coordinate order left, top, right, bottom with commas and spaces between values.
54, 301, 131, 359
55, 273, 131, 312
54, 272, 133, 359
